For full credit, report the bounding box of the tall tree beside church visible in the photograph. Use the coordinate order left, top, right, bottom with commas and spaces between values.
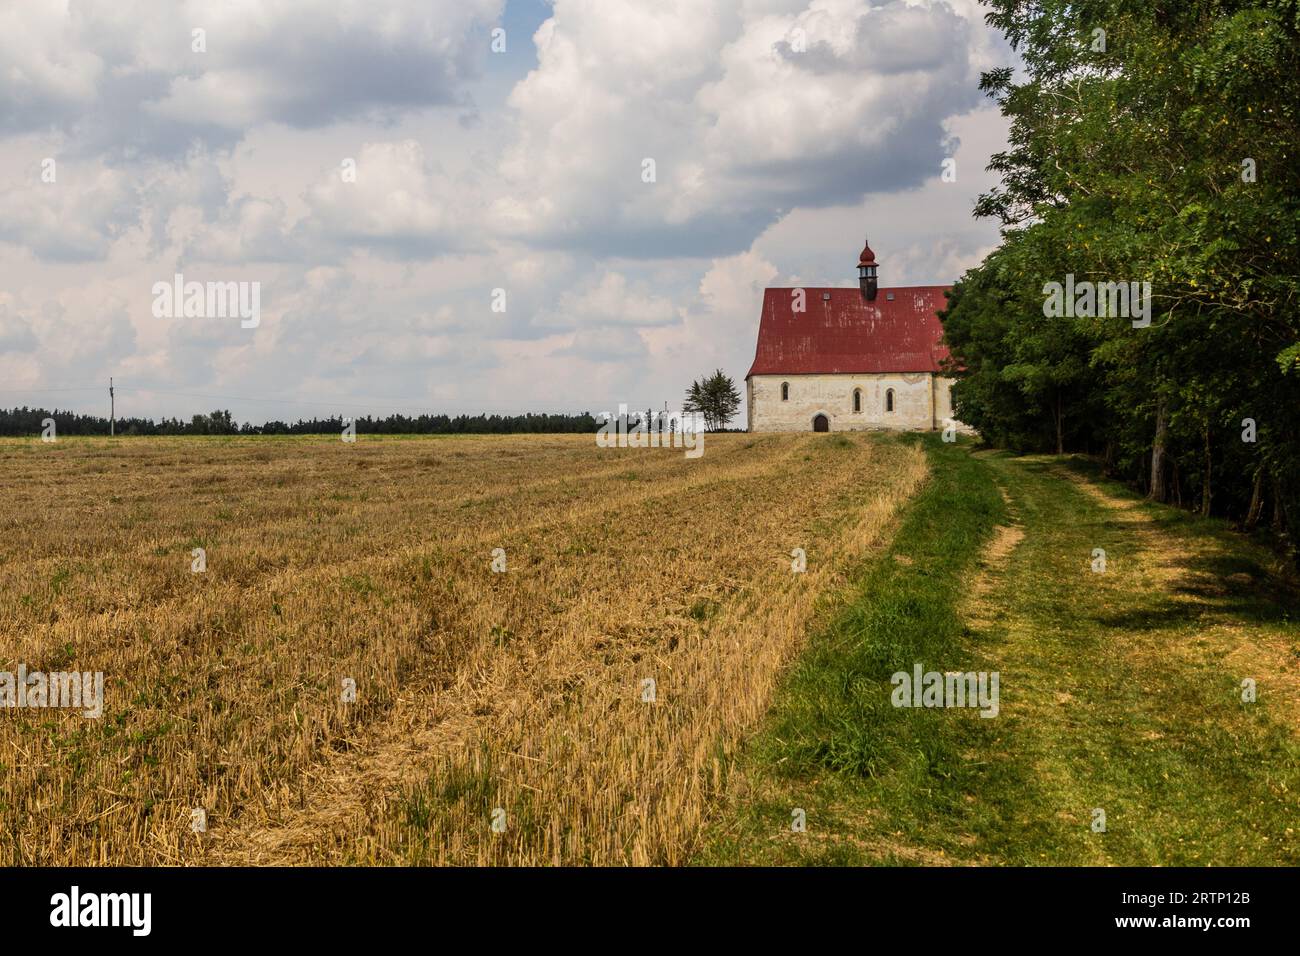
941, 0, 1300, 541
683, 370, 742, 432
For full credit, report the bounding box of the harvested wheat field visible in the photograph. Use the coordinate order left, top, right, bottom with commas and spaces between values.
0, 432, 926, 865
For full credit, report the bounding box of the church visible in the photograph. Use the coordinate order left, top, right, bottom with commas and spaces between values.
745, 239, 964, 433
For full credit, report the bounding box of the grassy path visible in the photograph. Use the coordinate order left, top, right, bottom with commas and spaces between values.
696, 440, 1300, 865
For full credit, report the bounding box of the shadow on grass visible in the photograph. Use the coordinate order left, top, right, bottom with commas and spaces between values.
1043, 456, 1300, 626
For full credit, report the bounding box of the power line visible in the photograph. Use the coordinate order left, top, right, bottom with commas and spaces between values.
0, 386, 105, 393
115, 386, 373, 409
112, 385, 461, 415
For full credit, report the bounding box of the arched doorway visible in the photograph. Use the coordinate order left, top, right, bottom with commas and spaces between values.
812, 414, 829, 432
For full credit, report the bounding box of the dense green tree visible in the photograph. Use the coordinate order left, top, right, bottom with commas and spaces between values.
0, 406, 604, 437
942, 0, 1300, 545
683, 369, 742, 431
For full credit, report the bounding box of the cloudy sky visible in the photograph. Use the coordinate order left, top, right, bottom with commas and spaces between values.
0, 0, 1016, 424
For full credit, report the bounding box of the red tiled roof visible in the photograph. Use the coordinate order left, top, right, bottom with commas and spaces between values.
746, 286, 952, 377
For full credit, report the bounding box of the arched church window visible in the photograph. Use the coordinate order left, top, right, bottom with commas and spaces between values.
885, 388, 895, 413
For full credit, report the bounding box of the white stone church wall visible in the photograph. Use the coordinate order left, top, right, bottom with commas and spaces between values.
748, 373, 958, 432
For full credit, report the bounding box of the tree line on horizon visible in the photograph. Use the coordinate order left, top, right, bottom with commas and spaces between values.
0, 406, 604, 437
1, 370, 748, 438
940, 0, 1300, 547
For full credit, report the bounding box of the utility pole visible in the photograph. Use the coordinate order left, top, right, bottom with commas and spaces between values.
109, 377, 115, 436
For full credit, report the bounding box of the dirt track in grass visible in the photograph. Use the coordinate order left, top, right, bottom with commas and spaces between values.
698, 446, 1300, 866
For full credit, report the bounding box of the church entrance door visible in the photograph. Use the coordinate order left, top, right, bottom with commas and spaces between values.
812, 414, 829, 432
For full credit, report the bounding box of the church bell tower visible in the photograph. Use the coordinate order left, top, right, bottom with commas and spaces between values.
858, 237, 878, 301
